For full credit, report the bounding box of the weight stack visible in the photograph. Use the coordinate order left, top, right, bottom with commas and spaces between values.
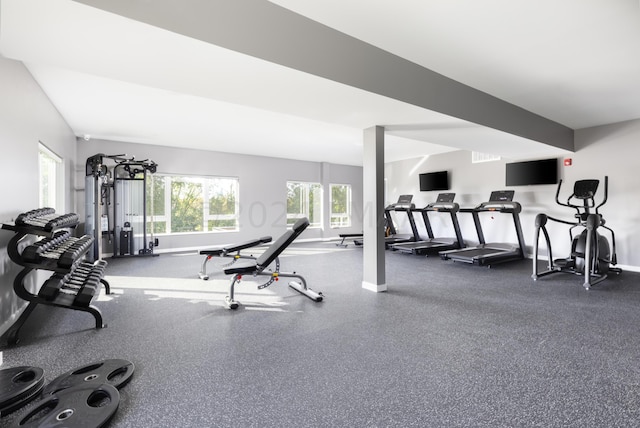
120, 229, 132, 256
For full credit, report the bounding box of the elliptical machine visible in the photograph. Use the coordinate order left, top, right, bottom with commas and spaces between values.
532, 176, 620, 289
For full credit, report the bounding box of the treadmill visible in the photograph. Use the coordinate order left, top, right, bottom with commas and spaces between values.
391, 193, 465, 255
384, 194, 419, 248
439, 190, 526, 266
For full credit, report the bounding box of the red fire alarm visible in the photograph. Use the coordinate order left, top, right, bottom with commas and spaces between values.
564, 158, 572, 166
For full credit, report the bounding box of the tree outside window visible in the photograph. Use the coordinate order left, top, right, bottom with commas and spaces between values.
146, 174, 239, 234
286, 181, 322, 227
330, 184, 351, 228
206, 178, 238, 231
171, 177, 204, 232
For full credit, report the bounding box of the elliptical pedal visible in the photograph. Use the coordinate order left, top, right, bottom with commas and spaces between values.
554, 258, 574, 269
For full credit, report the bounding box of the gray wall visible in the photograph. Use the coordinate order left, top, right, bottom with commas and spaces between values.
76, 139, 364, 253
574, 120, 640, 267
0, 57, 77, 336
385, 119, 640, 270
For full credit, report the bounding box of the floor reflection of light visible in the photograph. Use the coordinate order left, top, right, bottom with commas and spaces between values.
245, 307, 287, 312
99, 275, 291, 310
164, 244, 353, 260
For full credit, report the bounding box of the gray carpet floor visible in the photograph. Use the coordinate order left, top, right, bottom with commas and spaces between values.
2, 242, 640, 427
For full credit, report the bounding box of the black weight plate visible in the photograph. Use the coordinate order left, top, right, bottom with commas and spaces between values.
0, 381, 44, 417
13, 383, 120, 428
0, 366, 45, 409
42, 359, 134, 395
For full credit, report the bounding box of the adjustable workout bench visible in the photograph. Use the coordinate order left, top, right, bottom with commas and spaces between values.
222, 217, 323, 309
336, 233, 363, 247
198, 236, 272, 280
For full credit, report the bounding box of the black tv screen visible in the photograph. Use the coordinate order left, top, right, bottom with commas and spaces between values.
419, 171, 449, 191
506, 158, 558, 186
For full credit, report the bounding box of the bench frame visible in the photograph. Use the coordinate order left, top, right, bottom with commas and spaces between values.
221, 218, 323, 309
198, 236, 272, 280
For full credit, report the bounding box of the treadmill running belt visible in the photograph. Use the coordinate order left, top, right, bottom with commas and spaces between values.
448, 248, 504, 258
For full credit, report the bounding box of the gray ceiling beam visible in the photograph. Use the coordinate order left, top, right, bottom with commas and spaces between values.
73, 0, 574, 151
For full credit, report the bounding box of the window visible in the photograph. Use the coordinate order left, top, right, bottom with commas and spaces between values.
472, 151, 500, 163
147, 174, 239, 234
330, 184, 351, 228
39, 142, 63, 212
286, 181, 322, 227
205, 177, 238, 231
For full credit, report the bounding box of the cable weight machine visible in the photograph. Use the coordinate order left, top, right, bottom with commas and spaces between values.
85, 153, 158, 261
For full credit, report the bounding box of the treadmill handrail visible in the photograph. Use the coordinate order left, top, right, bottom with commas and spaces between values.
384, 202, 420, 241
416, 202, 460, 212
445, 195, 526, 263
390, 203, 415, 210
465, 201, 522, 213
595, 176, 609, 214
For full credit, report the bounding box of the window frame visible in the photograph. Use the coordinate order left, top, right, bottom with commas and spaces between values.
147, 173, 240, 235
286, 181, 323, 228
472, 151, 501, 163
329, 183, 352, 228
38, 142, 63, 212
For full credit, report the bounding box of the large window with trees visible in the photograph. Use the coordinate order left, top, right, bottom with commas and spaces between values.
330, 184, 351, 228
147, 174, 239, 234
286, 181, 322, 227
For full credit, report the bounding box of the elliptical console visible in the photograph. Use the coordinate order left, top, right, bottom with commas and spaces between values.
531, 176, 620, 289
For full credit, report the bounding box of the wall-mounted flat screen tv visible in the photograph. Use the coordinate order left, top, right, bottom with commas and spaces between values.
505, 158, 558, 186
419, 171, 449, 191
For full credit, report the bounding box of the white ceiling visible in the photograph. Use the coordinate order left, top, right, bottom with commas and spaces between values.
1, 0, 639, 165
272, 0, 640, 130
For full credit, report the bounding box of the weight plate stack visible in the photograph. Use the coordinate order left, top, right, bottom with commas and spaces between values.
0, 366, 45, 416
42, 359, 134, 396
12, 383, 120, 428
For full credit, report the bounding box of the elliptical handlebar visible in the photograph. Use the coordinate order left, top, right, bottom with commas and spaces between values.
554, 179, 568, 208
555, 179, 585, 216
554, 177, 609, 219
595, 176, 609, 214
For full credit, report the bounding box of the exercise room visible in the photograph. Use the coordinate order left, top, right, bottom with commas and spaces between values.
2, 1, 640, 427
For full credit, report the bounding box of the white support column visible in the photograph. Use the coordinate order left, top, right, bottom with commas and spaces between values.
321, 162, 331, 236
362, 126, 386, 292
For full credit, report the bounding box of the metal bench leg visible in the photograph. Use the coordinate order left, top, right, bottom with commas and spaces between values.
225, 275, 241, 309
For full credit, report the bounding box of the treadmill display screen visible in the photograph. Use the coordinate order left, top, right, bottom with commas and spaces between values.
436, 193, 455, 203
489, 190, 515, 202
396, 194, 413, 204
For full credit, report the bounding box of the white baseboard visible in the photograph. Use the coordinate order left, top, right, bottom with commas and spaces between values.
615, 264, 640, 273
362, 281, 387, 292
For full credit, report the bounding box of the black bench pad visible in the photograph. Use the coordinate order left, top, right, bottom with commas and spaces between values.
199, 236, 272, 256
223, 218, 309, 276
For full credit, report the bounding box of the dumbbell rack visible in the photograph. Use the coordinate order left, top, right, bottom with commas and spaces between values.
1, 208, 110, 347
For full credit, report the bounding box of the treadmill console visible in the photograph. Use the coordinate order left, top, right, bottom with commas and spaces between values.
428, 193, 457, 211
482, 190, 520, 212
489, 190, 514, 202
436, 193, 455, 203
389, 194, 415, 210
